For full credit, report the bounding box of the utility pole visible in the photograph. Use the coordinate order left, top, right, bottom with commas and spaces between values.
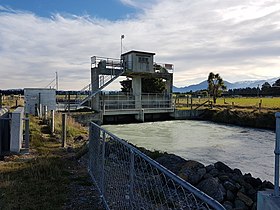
56, 71, 59, 90
121, 35, 124, 56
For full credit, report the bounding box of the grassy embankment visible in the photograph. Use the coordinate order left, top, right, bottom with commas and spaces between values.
175, 96, 280, 111
0, 113, 89, 209
175, 96, 280, 129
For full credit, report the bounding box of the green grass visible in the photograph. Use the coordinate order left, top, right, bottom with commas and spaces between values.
0, 114, 89, 210
175, 96, 280, 110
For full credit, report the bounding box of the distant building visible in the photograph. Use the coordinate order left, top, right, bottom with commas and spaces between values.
24, 88, 56, 115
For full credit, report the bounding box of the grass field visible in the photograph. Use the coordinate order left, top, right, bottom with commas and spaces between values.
175, 96, 280, 110
0, 114, 91, 209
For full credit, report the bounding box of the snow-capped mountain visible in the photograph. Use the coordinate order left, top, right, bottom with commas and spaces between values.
173, 77, 279, 93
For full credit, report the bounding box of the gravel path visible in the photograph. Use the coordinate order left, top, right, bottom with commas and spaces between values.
63, 154, 105, 210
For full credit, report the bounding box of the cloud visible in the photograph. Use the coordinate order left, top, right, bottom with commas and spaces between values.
0, 0, 280, 90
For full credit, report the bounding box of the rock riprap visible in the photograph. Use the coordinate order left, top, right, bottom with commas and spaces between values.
155, 154, 273, 210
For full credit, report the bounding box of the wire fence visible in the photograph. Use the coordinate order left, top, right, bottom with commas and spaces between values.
88, 122, 225, 210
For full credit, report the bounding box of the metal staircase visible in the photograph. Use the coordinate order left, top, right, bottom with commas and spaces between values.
78, 70, 124, 107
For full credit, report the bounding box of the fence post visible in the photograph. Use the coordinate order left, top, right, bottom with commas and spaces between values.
190, 96, 193, 117
62, 113, 67, 148
50, 110, 55, 135
25, 113, 30, 151
274, 112, 280, 196
101, 130, 106, 194
0, 93, 2, 108
130, 149, 135, 207
43, 106, 48, 123
68, 92, 71, 114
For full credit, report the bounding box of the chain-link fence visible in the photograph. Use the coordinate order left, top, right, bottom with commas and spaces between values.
88, 122, 225, 210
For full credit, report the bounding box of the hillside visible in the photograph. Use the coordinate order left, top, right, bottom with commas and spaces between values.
173, 77, 279, 93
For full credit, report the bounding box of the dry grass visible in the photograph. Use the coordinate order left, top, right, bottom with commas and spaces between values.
0, 114, 89, 210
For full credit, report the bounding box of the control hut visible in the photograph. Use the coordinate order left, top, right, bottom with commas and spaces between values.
88, 50, 174, 123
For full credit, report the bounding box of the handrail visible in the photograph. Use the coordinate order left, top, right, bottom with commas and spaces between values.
194, 99, 211, 110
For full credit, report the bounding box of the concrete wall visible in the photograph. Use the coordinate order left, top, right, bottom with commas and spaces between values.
170, 109, 205, 119
24, 88, 56, 115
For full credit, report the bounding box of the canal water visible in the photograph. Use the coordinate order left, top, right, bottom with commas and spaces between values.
103, 120, 275, 182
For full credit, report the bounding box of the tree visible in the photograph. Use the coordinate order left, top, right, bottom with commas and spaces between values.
120, 77, 166, 93
207, 72, 226, 104
120, 78, 132, 93
273, 78, 280, 87
142, 78, 165, 93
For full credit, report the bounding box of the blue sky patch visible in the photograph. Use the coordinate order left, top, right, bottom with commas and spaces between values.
0, 0, 138, 20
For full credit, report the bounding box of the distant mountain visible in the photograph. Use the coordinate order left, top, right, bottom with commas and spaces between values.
173, 77, 279, 93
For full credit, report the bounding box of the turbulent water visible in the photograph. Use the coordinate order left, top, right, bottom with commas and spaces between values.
103, 120, 276, 182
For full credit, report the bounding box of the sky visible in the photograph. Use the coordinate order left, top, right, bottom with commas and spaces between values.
0, 0, 280, 90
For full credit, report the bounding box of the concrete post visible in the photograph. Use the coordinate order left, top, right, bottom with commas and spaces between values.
50, 110, 55, 135
43, 105, 48, 122
91, 67, 100, 111
62, 113, 66, 148
38, 93, 41, 117
10, 107, 24, 153
24, 113, 30, 150
68, 92, 70, 114
132, 76, 142, 109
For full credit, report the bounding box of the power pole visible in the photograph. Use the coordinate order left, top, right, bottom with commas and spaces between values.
121, 35, 124, 56
56, 71, 59, 90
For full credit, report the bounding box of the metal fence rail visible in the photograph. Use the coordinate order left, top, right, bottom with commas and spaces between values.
88, 122, 225, 210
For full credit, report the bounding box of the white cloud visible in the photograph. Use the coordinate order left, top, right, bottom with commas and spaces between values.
0, 1, 280, 90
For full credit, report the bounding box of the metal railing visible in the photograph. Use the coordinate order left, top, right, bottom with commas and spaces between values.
91, 56, 122, 70
101, 93, 174, 111
274, 112, 280, 196
141, 93, 173, 109
88, 122, 225, 210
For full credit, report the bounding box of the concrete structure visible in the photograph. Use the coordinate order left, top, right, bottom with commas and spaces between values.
122, 50, 155, 73
10, 107, 24, 153
0, 107, 29, 155
81, 50, 174, 123
24, 88, 56, 115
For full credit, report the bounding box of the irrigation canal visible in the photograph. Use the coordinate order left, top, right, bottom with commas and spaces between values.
103, 120, 275, 182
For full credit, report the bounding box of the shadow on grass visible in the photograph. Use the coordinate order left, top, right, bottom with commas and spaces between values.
0, 156, 71, 210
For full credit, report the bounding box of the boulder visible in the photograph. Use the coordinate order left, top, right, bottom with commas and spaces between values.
260, 180, 274, 190
206, 164, 215, 172
223, 201, 233, 210
197, 177, 224, 202
233, 168, 243, 176
155, 154, 186, 174
234, 199, 247, 210
226, 190, 235, 201
243, 174, 262, 188
178, 160, 206, 185
223, 181, 237, 192
209, 168, 219, 177
237, 191, 253, 207
214, 161, 233, 173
